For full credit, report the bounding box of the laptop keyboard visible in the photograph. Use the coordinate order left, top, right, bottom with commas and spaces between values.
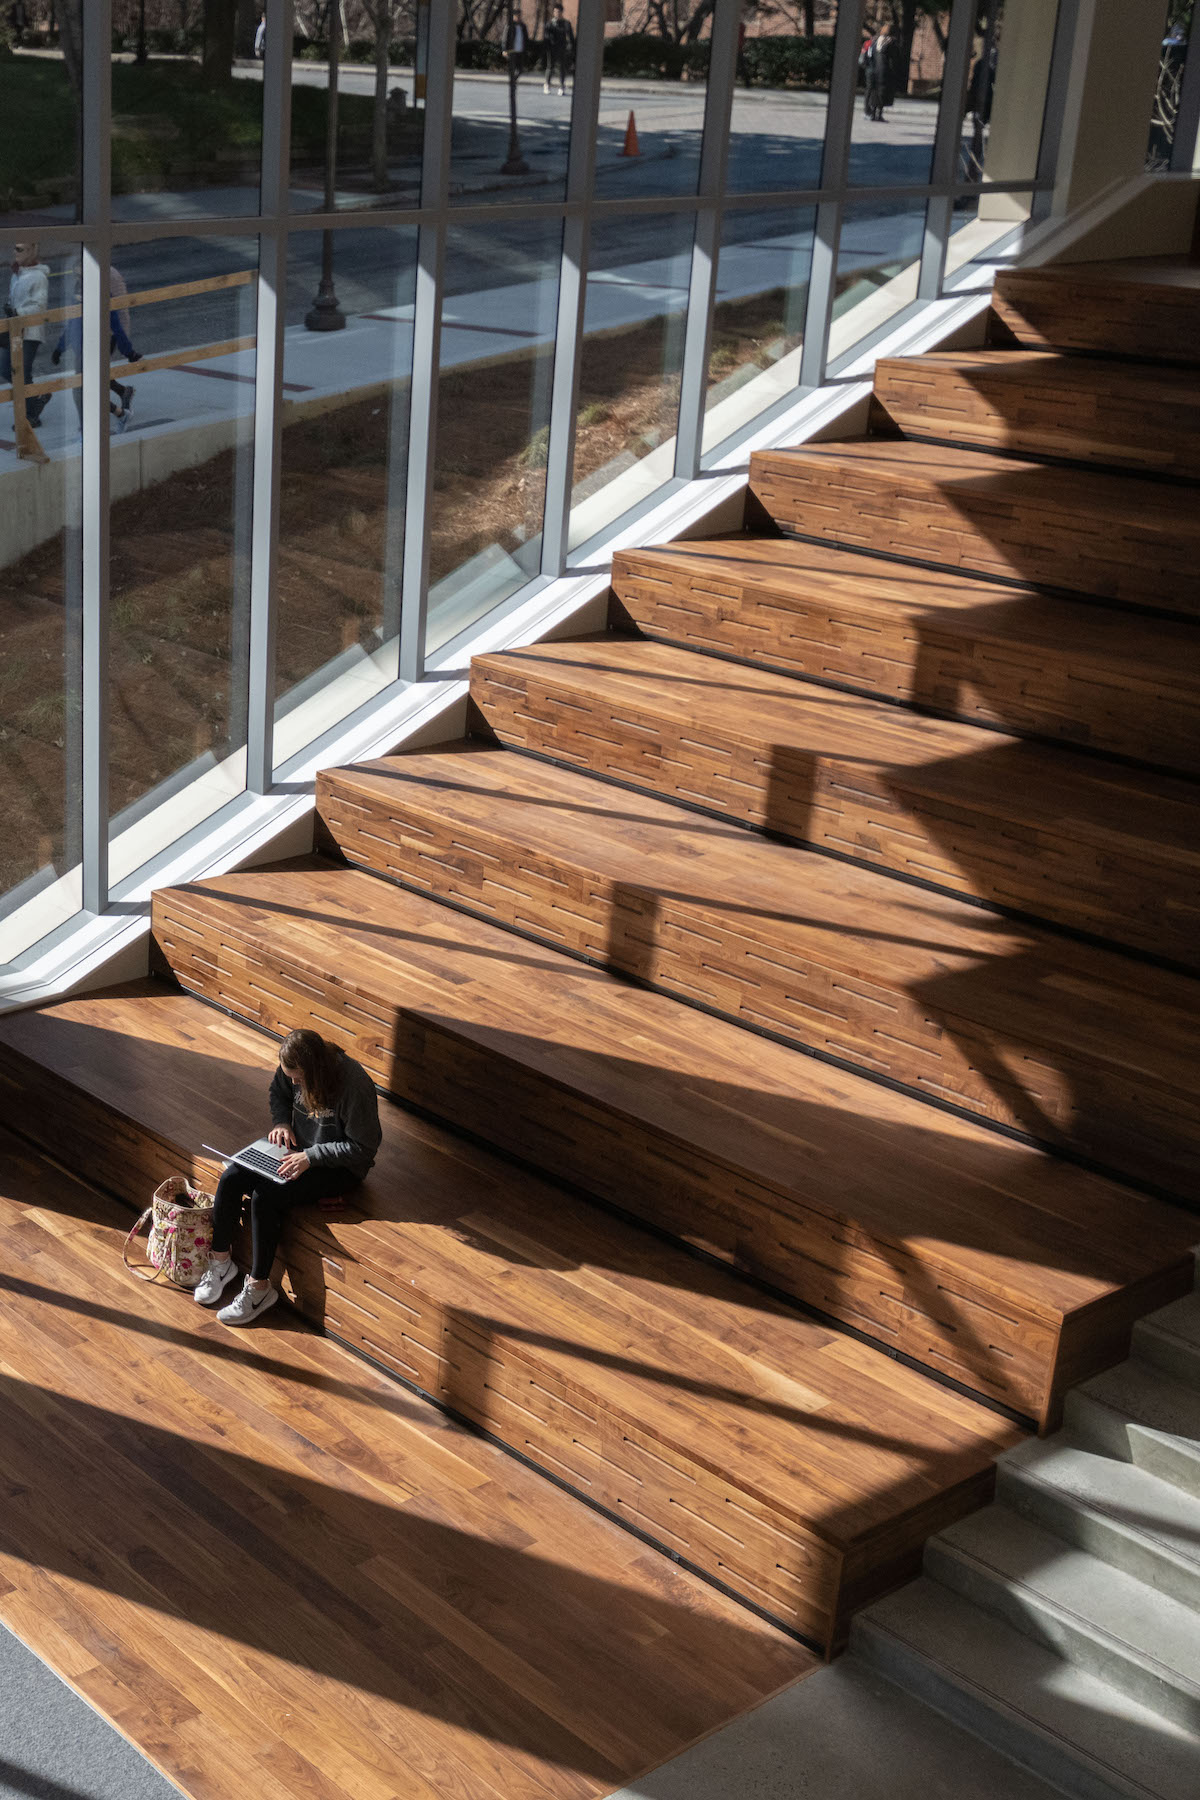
237, 1146, 285, 1176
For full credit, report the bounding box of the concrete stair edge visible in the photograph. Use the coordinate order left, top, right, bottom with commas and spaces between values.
926, 1504, 1200, 1733
852, 1578, 1200, 1800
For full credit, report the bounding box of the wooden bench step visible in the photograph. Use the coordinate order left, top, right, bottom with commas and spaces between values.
611, 538, 1200, 775
146, 862, 1198, 1433
992, 263, 1200, 365
872, 351, 1200, 480
0, 1120, 821, 1797
468, 637, 1200, 968
0, 980, 1026, 1655
748, 439, 1200, 618
317, 743, 1200, 1202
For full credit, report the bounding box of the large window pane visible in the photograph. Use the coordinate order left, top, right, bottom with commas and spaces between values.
827, 199, 926, 366
110, 7, 262, 220
726, 3, 838, 195
848, 6, 950, 187
0, 236, 82, 943
274, 225, 417, 767
703, 206, 816, 459
569, 212, 694, 552
425, 220, 562, 659
107, 236, 258, 883
1, 24, 82, 226
592, 34, 707, 201
290, 11, 424, 213
1149, 1, 1194, 169
449, 11, 570, 207
962, 0, 1061, 186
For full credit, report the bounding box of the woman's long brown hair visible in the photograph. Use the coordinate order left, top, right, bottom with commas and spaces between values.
279, 1029, 341, 1114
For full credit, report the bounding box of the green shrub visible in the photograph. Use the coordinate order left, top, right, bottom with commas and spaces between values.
742, 35, 835, 90
603, 33, 687, 79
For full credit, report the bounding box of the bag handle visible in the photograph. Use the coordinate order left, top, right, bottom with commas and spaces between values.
122, 1205, 164, 1282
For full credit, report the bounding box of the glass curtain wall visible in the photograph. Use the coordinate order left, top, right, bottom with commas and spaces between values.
0, 0, 1090, 950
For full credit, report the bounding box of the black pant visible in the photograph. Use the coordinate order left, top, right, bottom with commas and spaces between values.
546, 50, 569, 85
212, 1160, 352, 1281
2, 336, 48, 425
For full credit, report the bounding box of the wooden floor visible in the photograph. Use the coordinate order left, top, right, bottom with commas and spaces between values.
611, 536, 1200, 772
469, 635, 1200, 966
0, 983, 1023, 1655
871, 350, 1200, 478
991, 260, 1200, 364
3, 254, 1200, 1798
317, 741, 1200, 1199
749, 438, 1200, 615
140, 856, 1196, 1433
0, 1125, 816, 1800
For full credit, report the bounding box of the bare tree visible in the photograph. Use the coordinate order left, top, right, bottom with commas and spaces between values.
365, 0, 393, 188
202, 0, 238, 80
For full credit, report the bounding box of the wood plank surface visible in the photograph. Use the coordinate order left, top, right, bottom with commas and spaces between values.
0, 985, 1025, 1654
468, 637, 1200, 967
611, 537, 1200, 773
991, 263, 1200, 364
316, 743, 1200, 1200
872, 350, 1200, 478
748, 439, 1200, 616
138, 862, 1200, 1430
0, 1119, 818, 1800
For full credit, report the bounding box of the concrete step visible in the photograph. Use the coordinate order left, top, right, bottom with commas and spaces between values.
927, 1503, 1200, 1732
998, 1436, 1200, 1615
1134, 1292, 1200, 1389
604, 1655, 1069, 1800
1066, 1361, 1200, 1498
854, 1578, 1200, 1800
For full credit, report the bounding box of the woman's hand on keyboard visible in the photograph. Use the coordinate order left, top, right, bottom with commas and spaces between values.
268, 1125, 296, 1149
278, 1150, 310, 1181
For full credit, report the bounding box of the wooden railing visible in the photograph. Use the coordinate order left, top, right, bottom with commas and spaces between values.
1, 270, 256, 464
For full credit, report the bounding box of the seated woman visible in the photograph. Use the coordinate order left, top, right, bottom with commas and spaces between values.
196, 1028, 382, 1326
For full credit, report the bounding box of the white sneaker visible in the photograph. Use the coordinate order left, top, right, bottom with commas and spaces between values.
218, 1279, 279, 1327
543, 81, 550, 92
194, 1256, 240, 1306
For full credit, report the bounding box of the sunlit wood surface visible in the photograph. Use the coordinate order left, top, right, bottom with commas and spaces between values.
0, 1123, 815, 1800
0, 983, 1022, 1653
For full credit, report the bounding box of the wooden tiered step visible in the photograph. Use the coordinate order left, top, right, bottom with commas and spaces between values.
748, 439, 1200, 617
316, 743, 1200, 1200
611, 537, 1200, 774
0, 982, 1027, 1656
871, 351, 1200, 479
468, 637, 1200, 968
992, 262, 1200, 365
142, 860, 1198, 1433
0, 1125, 819, 1800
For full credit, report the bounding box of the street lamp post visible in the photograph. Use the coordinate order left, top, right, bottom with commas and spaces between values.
500, 2, 530, 176
306, 0, 347, 331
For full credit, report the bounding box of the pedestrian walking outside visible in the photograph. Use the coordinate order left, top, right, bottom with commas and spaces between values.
505, 3, 530, 82
543, 2, 574, 95
860, 26, 898, 122
3, 240, 52, 431
53, 265, 144, 431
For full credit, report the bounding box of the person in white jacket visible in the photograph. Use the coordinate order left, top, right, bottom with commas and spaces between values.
3, 240, 52, 429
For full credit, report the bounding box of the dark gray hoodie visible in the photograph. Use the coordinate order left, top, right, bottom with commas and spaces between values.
268, 1048, 382, 1181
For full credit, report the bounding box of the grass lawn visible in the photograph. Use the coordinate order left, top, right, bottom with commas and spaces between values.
0, 54, 375, 208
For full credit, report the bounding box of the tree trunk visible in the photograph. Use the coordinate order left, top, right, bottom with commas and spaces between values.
803, 1, 815, 34
373, 2, 391, 191
58, 0, 83, 94
203, 0, 238, 81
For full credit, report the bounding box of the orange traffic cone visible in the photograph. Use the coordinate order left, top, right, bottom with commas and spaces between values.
621, 109, 640, 157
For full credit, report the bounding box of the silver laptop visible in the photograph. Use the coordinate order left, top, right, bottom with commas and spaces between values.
201, 1139, 289, 1185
